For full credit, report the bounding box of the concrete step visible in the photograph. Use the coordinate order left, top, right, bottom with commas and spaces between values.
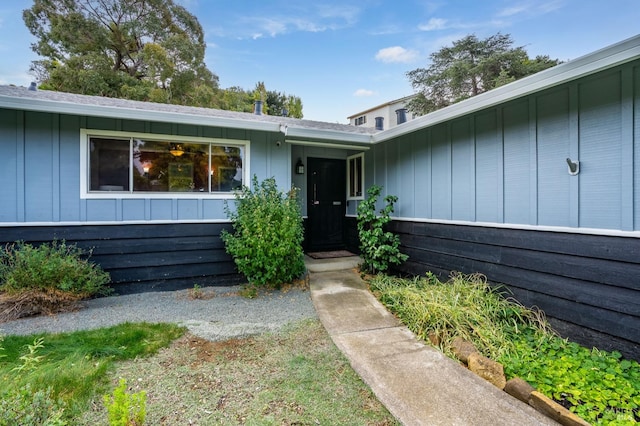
304, 255, 362, 273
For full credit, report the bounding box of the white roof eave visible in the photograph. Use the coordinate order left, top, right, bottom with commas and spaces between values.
0, 95, 283, 133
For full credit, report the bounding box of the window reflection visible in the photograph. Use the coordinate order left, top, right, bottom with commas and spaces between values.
89, 136, 244, 193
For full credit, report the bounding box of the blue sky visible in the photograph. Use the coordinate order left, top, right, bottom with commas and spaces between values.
0, 1, 638, 123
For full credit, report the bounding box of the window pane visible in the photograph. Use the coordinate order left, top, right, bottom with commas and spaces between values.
211, 145, 243, 192
89, 138, 130, 191
347, 155, 363, 198
133, 140, 209, 192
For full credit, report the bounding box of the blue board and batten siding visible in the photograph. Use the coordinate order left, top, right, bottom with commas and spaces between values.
361, 60, 640, 359
0, 110, 291, 292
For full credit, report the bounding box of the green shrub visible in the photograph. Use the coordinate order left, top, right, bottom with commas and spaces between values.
356, 185, 408, 274
103, 378, 146, 426
221, 176, 305, 288
0, 240, 111, 297
0, 384, 67, 426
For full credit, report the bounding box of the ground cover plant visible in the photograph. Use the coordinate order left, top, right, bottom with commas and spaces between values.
0, 240, 111, 321
222, 176, 306, 289
0, 322, 184, 424
369, 273, 640, 425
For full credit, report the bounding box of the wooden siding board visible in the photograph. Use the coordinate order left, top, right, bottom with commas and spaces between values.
474, 110, 500, 222
621, 67, 634, 231
24, 111, 54, 222
503, 100, 531, 224
177, 199, 199, 220
579, 71, 623, 229
122, 199, 146, 221
396, 137, 414, 217
536, 88, 571, 226
507, 288, 640, 344
394, 221, 640, 264
401, 232, 640, 291
635, 65, 640, 230
412, 129, 432, 217
0, 108, 18, 222
431, 124, 451, 219
0, 223, 230, 241
59, 115, 81, 221
451, 118, 474, 221
75, 235, 225, 255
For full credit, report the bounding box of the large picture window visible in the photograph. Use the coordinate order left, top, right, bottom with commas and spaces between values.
82, 130, 247, 197
347, 153, 364, 200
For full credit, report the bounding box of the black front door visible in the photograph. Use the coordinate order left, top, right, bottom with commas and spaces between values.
307, 158, 346, 251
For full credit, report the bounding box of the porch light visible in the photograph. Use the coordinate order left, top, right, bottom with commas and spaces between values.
295, 158, 305, 175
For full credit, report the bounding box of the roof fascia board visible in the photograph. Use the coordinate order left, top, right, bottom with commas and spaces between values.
0, 96, 282, 133
285, 126, 372, 144
285, 139, 370, 151
373, 35, 640, 144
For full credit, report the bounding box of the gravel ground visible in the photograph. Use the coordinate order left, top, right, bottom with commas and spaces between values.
0, 286, 318, 341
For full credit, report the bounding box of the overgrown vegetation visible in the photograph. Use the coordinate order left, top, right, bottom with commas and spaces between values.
222, 175, 306, 289
78, 319, 398, 425
0, 323, 184, 423
0, 240, 112, 321
369, 273, 640, 425
356, 185, 408, 274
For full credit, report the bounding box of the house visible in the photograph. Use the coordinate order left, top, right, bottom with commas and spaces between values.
1, 35, 639, 360
347, 95, 417, 130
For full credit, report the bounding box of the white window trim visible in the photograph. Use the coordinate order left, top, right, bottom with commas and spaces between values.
80, 129, 250, 199
346, 152, 365, 201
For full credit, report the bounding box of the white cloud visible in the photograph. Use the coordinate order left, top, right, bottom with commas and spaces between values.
418, 18, 448, 31
375, 46, 419, 64
496, 1, 564, 18
353, 89, 375, 97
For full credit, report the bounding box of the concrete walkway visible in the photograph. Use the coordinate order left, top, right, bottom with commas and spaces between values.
306, 257, 558, 426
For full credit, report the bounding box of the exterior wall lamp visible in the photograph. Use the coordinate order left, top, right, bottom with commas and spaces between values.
295, 158, 305, 175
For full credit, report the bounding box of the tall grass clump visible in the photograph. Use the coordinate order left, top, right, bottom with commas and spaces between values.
369, 272, 550, 360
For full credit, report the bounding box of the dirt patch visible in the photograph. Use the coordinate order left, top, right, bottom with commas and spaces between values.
76, 320, 399, 425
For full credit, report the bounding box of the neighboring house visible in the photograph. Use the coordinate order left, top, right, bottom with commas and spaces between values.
1, 35, 639, 360
348, 95, 416, 130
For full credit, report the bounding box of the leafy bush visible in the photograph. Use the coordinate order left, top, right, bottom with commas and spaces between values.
0, 240, 111, 297
356, 185, 408, 274
221, 176, 305, 288
103, 379, 147, 426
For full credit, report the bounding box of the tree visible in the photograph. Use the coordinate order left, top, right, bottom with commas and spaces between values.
406, 33, 560, 115
218, 82, 304, 118
23, 0, 219, 106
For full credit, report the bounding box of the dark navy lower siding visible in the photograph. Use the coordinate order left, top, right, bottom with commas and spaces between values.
345, 217, 640, 361
0, 223, 242, 294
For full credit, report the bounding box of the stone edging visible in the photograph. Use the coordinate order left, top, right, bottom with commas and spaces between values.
451, 337, 591, 426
